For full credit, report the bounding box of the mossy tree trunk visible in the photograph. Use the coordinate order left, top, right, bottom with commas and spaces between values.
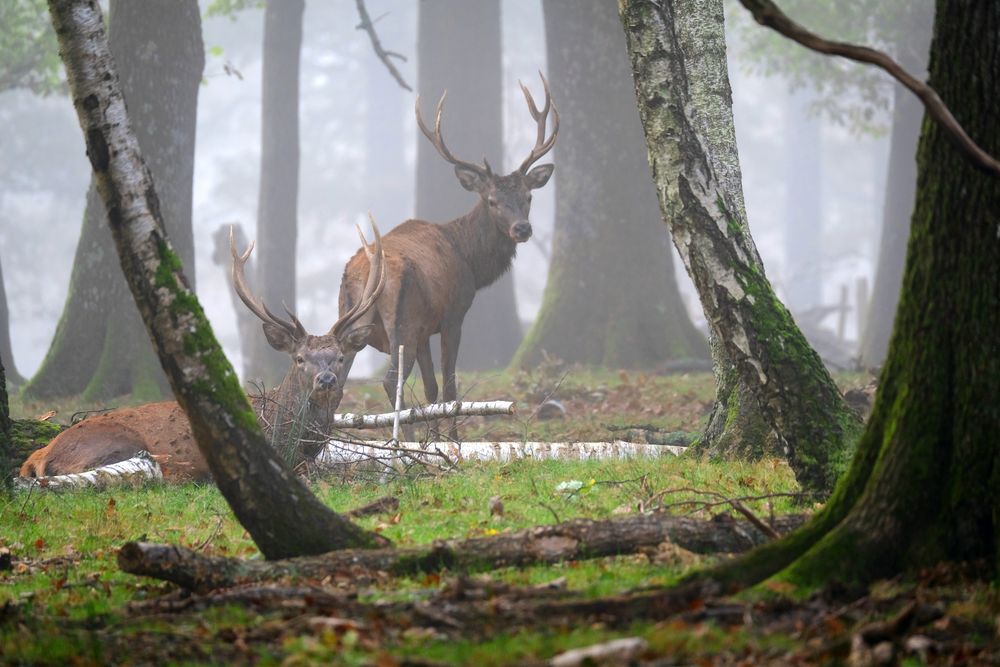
620, 0, 861, 497
669, 0, 775, 459
415, 0, 523, 371
0, 358, 10, 487
25, 0, 203, 402
0, 255, 22, 386
700, 0, 1000, 591
247, 0, 304, 387
513, 0, 707, 369
48, 0, 384, 559
859, 4, 934, 369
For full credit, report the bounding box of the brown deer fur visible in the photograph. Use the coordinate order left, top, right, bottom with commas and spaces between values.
338, 76, 558, 438
19, 224, 385, 481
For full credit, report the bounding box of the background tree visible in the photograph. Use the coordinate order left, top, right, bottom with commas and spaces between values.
247, 0, 306, 386
0, 260, 23, 386
513, 0, 706, 369
0, 358, 10, 485
730, 0, 936, 366
621, 0, 861, 496
707, 0, 1000, 588
48, 0, 383, 559
24, 0, 204, 401
415, 0, 523, 371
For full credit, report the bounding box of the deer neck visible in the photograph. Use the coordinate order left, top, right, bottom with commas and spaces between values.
252, 370, 338, 450
444, 201, 518, 290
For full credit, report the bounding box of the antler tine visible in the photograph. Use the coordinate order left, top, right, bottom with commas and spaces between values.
415, 91, 487, 176
333, 215, 387, 337
518, 72, 560, 173
229, 225, 304, 339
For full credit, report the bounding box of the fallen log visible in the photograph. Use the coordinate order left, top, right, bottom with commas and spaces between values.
317, 439, 686, 467
332, 400, 514, 430
118, 512, 806, 593
14, 451, 162, 490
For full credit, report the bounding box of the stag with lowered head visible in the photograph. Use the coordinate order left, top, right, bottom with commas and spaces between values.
20, 222, 385, 481
338, 74, 559, 439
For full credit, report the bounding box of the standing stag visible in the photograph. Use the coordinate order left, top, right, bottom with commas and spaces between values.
20, 222, 385, 481
338, 74, 559, 439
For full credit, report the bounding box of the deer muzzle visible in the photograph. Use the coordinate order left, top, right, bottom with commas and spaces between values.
314, 371, 338, 391
511, 220, 533, 242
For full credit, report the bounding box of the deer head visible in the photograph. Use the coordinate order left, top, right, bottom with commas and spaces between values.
416, 72, 559, 244
230, 219, 385, 407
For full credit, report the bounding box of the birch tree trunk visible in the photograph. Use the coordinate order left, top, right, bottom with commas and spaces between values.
620, 0, 861, 497
46, 0, 384, 560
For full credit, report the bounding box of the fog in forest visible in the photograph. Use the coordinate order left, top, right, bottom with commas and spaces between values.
0, 0, 929, 387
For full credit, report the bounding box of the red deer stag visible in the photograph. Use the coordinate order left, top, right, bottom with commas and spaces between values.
338, 74, 558, 439
19, 223, 385, 481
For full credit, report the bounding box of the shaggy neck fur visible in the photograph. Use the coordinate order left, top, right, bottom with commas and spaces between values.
444, 200, 518, 290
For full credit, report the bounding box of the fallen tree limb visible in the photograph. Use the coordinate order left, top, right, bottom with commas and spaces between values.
118, 512, 806, 593
317, 439, 686, 467
332, 400, 514, 430
14, 451, 162, 490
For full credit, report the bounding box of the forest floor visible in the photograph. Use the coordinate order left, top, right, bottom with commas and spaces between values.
3, 368, 997, 665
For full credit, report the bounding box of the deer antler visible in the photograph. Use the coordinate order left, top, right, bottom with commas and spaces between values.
332, 214, 386, 337
229, 226, 306, 340
415, 91, 489, 176
518, 72, 560, 173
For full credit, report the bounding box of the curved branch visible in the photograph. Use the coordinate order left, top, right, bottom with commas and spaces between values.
739, 0, 1000, 178
355, 0, 412, 92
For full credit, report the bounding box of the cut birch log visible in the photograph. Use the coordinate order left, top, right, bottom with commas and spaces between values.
331, 400, 514, 430
118, 513, 807, 592
14, 451, 162, 490
317, 439, 686, 466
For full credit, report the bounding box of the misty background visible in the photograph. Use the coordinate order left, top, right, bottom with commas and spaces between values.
0, 0, 898, 383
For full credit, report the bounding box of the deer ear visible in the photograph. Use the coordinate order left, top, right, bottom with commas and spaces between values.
342, 324, 374, 352
262, 322, 297, 353
454, 165, 486, 193
525, 163, 554, 189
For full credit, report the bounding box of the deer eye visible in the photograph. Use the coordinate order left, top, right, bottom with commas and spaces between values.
487, 196, 498, 208
338, 355, 344, 363
296, 355, 305, 364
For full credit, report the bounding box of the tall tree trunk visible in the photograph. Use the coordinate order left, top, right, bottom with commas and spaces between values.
247, 0, 304, 387
513, 0, 707, 369
620, 0, 861, 497
859, 6, 934, 368
25, 0, 203, 401
0, 357, 11, 488
714, 0, 1000, 589
416, 0, 522, 371
0, 255, 23, 386
47, 0, 383, 559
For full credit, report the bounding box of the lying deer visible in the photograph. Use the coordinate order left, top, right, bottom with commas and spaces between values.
338, 74, 558, 439
19, 222, 385, 481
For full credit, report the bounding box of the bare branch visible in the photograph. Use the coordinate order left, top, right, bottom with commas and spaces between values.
354, 0, 412, 92
738, 0, 1000, 178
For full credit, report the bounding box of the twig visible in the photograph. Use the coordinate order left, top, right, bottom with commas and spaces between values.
530, 476, 561, 525
195, 515, 225, 552
354, 0, 412, 92
738, 0, 1000, 178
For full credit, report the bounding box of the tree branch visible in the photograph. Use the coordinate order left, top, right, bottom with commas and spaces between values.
738, 0, 1000, 178
354, 0, 412, 92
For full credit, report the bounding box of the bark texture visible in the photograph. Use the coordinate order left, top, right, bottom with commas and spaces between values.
415, 0, 523, 371
514, 0, 707, 369
119, 513, 806, 593
859, 5, 934, 368
704, 0, 1000, 590
26, 0, 203, 401
47, 0, 384, 560
670, 0, 776, 459
0, 358, 10, 487
247, 0, 304, 386
620, 0, 861, 497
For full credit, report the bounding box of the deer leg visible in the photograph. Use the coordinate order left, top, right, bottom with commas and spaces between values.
417, 339, 438, 404
440, 323, 462, 442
